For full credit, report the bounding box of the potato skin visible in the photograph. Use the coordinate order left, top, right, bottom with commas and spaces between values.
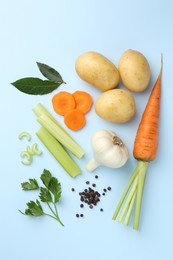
75, 51, 120, 91
94, 89, 136, 123
118, 49, 150, 92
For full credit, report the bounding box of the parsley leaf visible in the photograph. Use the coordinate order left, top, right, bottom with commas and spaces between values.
39, 187, 52, 202
21, 178, 39, 190
25, 200, 44, 216
19, 169, 64, 226
40, 169, 52, 188
49, 177, 62, 203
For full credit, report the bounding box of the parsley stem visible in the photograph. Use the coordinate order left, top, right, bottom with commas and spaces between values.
53, 202, 58, 216
46, 202, 64, 226
46, 202, 57, 217
44, 212, 64, 226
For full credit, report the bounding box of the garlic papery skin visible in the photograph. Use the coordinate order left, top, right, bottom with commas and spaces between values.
85, 130, 129, 172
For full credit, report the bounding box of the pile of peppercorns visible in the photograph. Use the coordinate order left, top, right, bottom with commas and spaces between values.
71, 175, 112, 218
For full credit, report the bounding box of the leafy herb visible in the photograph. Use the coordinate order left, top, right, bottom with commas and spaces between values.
25, 200, 44, 216
39, 187, 52, 202
11, 77, 62, 95
37, 62, 65, 84
21, 178, 39, 190
19, 169, 64, 226
49, 177, 61, 203
40, 169, 51, 188
11, 62, 65, 95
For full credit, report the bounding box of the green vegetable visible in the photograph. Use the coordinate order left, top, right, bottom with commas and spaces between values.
33, 103, 72, 135
20, 142, 42, 165
19, 169, 64, 226
31, 143, 42, 155
11, 62, 65, 95
18, 131, 31, 141
33, 103, 85, 159
36, 127, 81, 177
36, 62, 66, 84
20, 151, 33, 165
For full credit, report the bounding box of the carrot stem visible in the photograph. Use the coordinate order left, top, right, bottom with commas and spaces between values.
118, 175, 138, 223
112, 161, 143, 220
124, 190, 137, 226
112, 161, 148, 229
133, 161, 148, 230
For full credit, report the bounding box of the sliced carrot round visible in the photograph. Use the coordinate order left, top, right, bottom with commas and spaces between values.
52, 91, 76, 115
73, 90, 93, 114
64, 109, 86, 131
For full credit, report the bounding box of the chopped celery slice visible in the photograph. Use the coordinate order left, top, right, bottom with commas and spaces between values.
20, 151, 33, 165
18, 131, 31, 141
36, 127, 81, 178
33, 103, 85, 159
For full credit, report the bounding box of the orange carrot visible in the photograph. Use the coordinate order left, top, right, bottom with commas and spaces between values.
73, 90, 93, 114
64, 109, 86, 131
133, 61, 162, 161
52, 91, 76, 115
112, 55, 163, 230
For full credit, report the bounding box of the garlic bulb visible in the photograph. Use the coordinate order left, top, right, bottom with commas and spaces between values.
86, 130, 129, 172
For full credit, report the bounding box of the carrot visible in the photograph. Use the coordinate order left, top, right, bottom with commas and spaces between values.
73, 90, 93, 114
64, 109, 86, 131
112, 55, 163, 230
133, 61, 162, 161
52, 91, 76, 115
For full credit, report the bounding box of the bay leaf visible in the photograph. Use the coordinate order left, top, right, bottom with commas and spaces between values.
11, 77, 62, 95
36, 62, 65, 84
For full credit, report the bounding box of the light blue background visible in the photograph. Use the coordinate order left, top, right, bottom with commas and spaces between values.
0, 0, 172, 260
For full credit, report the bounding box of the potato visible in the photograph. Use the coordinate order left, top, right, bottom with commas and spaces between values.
75, 51, 120, 91
118, 49, 150, 92
94, 89, 136, 123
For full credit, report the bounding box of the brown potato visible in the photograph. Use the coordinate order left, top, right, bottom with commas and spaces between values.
94, 89, 136, 123
118, 49, 150, 92
75, 51, 120, 91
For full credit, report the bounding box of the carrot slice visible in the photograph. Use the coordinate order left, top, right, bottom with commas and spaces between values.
64, 109, 86, 131
52, 91, 76, 115
73, 91, 93, 114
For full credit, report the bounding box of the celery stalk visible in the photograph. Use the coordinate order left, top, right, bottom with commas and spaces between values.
33, 103, 68, 134
33, 103, 85, 159
36, 127, 81, 178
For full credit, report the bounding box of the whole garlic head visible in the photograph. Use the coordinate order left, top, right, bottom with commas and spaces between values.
86, 130, 129, 172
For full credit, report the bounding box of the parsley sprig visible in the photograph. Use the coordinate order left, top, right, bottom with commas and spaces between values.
19, 169, 64, 226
